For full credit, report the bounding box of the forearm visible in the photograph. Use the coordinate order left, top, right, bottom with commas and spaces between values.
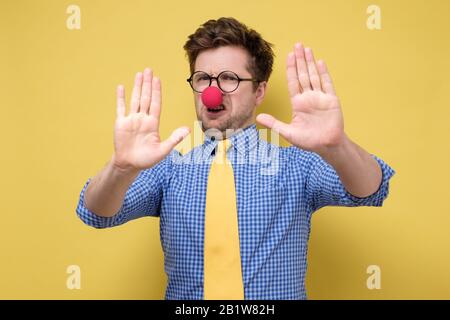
84, 156, 140, 218
319, 134, 382, 198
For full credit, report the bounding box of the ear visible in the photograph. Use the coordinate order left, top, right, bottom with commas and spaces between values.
255, 81, 267, 106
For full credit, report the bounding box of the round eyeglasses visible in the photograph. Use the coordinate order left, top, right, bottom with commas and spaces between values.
186, 70, 260, 93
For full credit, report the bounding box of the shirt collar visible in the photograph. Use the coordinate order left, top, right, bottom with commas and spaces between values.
202, 123, 259, 157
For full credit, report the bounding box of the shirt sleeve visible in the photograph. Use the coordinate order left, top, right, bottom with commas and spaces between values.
76, 150, 177, 229
297, 148, 395, 213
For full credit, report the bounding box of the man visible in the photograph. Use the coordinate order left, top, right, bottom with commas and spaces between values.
76, 17, 395, 300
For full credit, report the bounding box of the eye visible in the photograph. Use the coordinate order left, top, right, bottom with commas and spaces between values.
221, 74, 238, 81
194, 74, 210, 82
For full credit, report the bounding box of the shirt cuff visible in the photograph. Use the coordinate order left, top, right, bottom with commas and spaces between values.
343, 154, 396, 206
76, 178, 121, 229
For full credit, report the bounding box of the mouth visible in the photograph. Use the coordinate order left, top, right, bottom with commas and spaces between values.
205, 104, 226, 115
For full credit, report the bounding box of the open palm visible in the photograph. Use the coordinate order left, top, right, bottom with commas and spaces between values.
257, 43, 345, 154
112, 68, 190, 172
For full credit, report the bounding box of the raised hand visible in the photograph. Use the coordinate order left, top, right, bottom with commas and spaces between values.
256, 43, 345, 155
112, 68, 190, 173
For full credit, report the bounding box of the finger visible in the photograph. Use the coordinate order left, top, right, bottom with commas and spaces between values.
116, 84, 126, 118
160, 126, 191, 155
305, 48, 322, 91
317, 60, 336, 95
286, 52, 301, 97
256, 113, 292, 142
150, 77, 161, 121
294, 43, 311, 92
139, 68, 153, 114
130, 72, 143, 113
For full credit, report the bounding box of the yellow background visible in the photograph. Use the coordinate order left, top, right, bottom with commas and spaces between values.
1, 0, 449, 299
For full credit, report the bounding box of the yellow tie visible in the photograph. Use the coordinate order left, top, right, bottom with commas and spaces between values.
204, 138, 244, 300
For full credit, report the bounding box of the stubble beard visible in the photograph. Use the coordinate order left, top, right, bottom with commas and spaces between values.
197, 107, 254, 138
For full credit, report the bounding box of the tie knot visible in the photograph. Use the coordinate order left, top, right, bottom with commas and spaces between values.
215, 139, 231, 161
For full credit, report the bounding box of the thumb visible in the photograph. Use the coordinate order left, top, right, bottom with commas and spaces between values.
256, 113, 292, 141
160, 126, 191, 154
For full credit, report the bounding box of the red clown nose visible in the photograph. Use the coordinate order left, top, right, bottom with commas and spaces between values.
201, 86, 223, 108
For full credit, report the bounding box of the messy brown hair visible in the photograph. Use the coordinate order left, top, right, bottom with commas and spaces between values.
183, 17, 274, 89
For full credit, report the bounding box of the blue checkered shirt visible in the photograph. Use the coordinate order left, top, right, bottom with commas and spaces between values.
76, 124, 395, 300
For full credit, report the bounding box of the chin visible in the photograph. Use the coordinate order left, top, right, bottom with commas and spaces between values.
200, 119, 227, 133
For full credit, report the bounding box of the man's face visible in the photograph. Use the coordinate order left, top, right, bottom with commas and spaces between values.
192, 46, 266, 136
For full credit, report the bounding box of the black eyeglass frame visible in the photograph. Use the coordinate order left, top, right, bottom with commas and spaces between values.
186, 70, 261, 93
